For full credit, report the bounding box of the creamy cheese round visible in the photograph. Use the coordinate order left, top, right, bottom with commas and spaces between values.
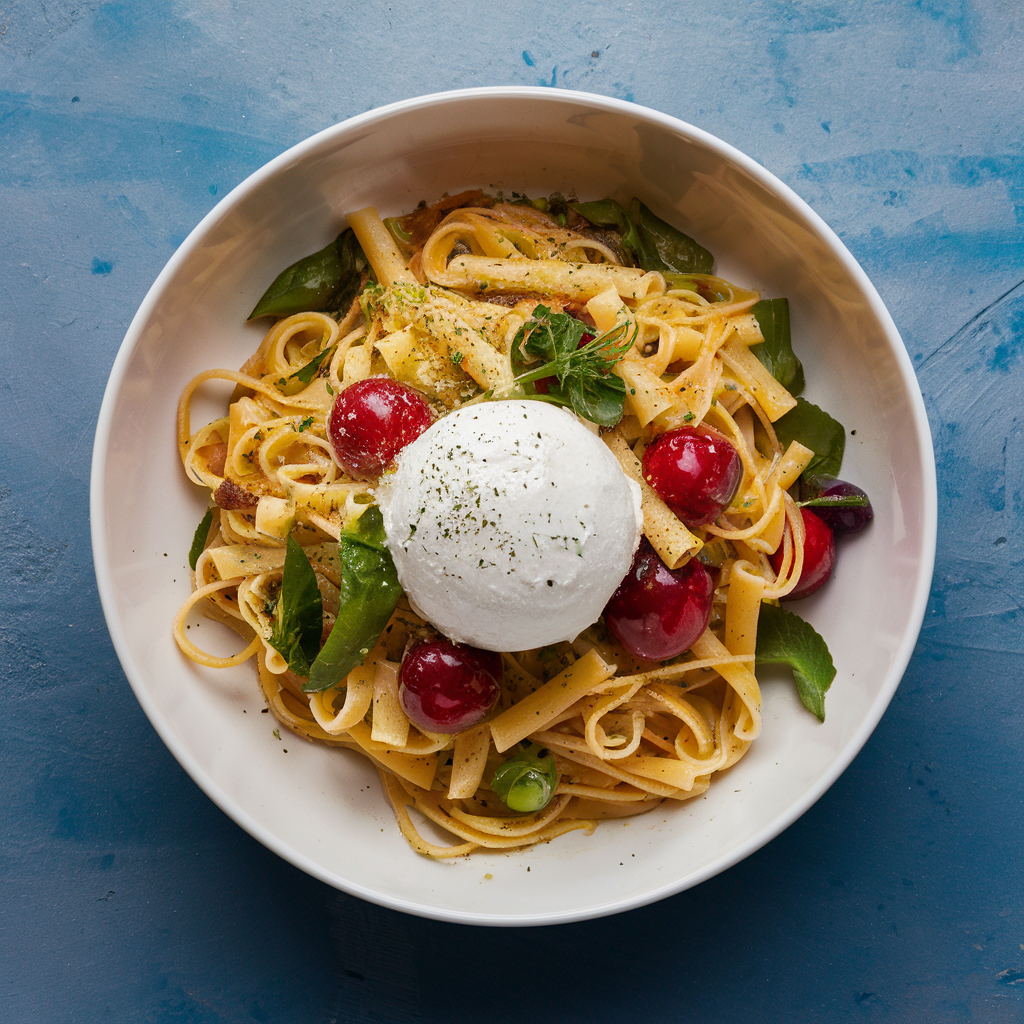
377, 400, 643, 651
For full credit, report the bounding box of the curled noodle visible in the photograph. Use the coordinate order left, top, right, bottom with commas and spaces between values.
173, 192, 817, 857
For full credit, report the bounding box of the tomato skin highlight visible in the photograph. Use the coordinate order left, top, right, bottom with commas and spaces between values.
327, 377, 432, 478
603, 540, 714, 661
398, 640, 503, 734
642, 427, 743, 528
771, 508, 836, 600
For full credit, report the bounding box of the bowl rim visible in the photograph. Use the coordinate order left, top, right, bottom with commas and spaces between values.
90, 85, 938, 926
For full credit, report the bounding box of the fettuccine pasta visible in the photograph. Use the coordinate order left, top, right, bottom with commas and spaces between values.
174, 191, 820, 858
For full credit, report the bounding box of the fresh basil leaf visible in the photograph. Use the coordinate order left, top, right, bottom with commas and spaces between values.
629, 199, 714, 275
755, 602, 836, 721
570, 199, 642, 264
188, 508, 214, 571
571, 198, 630, 232
304, 539, 402, 692
268, 535, 324, 676
338, 505, 388, 553
750, 298, 805, 395
328, 230, 370, 318
249, 228, 367, 321
774, 397, 846, 483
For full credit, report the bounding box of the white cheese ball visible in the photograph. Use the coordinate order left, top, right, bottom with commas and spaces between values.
377, 400, 643, 651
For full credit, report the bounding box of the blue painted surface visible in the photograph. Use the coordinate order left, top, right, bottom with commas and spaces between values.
1, 1, 1022, 1019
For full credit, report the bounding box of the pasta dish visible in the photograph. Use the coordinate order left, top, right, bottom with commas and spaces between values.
174, 190, 869, 857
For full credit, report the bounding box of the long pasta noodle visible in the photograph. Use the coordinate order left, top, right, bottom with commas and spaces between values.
172, 190, 830, 857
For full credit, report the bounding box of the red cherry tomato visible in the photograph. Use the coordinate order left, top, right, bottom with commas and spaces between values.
642, 427, 743, 528
327, 377, 432, 478
399, 640, 503, 734
603, 540, 714, 661
770, 508, 836, 600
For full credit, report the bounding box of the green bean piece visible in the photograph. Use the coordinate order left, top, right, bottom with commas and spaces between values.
248, 228, 367, 321
491, 743, 559, 813
383, 217, 412, 247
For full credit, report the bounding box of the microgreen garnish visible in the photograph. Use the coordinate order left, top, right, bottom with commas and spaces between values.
506, 305, 635, 426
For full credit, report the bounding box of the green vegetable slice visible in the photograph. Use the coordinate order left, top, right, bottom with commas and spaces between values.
188, 508, 214, 571
249, 228, 367, 321
304, 538, 402, 693
755, 603, 836, 721
268, 535, 324, 677
750, 298, 805, 395
774, 397, 846, 484
490, 743, 559, 813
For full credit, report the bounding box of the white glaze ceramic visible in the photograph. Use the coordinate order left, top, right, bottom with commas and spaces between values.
91, 88, 937, 926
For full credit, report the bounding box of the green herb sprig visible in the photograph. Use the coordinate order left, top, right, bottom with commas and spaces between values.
798, 494, 869, 511
506, 305, 635, 426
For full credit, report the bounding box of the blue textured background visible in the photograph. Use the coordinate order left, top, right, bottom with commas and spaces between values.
2, 2, 1022, 1020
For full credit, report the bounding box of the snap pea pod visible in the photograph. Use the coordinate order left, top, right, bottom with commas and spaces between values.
248, 228, 367, 321
490, 743, 559, 813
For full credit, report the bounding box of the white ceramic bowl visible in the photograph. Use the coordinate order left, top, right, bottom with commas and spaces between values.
91, 87, 936, 926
